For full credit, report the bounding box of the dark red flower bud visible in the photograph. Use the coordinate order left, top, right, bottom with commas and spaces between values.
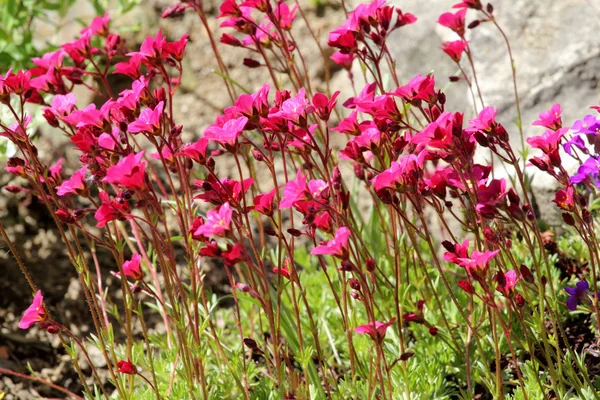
116, 360, 137, 374
458, 280, 474, 294
348, 278, 361, 291
519, 265, 534, 283
365, 258, 375, 272
468, 20, 480, 29
429, 326, 438, 335
287, 228, 302, 237
243, 338, 259, 350
339, 260, 355, 272
486, 3, 494, 13
55, 208, 76, 224
400, 352, 415, 361
243, 58, 261, 68
350, 291, 360, 300
562, 212, 575, 226
515, 293, 525, 307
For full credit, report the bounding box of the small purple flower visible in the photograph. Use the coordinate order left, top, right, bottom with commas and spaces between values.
563, 135, 586, 156
569, 156, 600, 186
564, 280, 600, 311
571, 115, 599, 135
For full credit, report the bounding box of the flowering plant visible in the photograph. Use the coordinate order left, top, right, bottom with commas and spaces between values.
3, 0, 600, 398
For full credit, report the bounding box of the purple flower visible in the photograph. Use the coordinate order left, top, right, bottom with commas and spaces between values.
563, 135, 586, 156
564, 280, 597, 311
571, 115, 600, 135
570, 156, 600, 186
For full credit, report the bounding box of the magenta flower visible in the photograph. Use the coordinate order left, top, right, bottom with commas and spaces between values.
496, 270, 520, 296
269, 88, 313, 124
438, 8, 467, 37
526, 128, 566, 167
103, 151, 147, 191
47, 93, 76, 117
441, 40, 468, 63
95, 191, 131, 227
120, 254, 143, 281
128, 101, 164, 134
465, 106, 498, 134
279, 170, 309, 209
372, 154, 424, 193
457, 249, 500, 279
311, 227, 351, 258
56, 167, 87, 196
163, 34, 189, 62
330, 52, 355, 70
354, 318, 396, 343
81, 12, 110, 36
178, 138, 209, 164
274, 3, 298, 30
19, 290, 46, 329
392, 74, 437, 104
194, 203, 233, 238
48, 158, 63, 180
252, 189, 276, 216
475, 179, 507, 217
204, 116, 248, 147
532, 103, 562, 131
553, 186, 575, 211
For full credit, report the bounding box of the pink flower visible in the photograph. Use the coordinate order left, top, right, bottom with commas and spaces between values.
354, 318, 396, 343
496, 270, 519, 296
392, 74, 437, 104
372, 153, 424, 193
163, 34, 189, 62
194, 203, 233, 237
279, 170, 308, 209
269, 88, 313, 124
128, 101, 164, 134
274, 3, 298, 30
48, 158, 63, 180
119, 254, 143, 281
475, 179, 507, 217
438, 8, 467, 37
458, 249, 500, 279
553, 186, 575, 211
252, 189, 276, 216
532, 103, 562, 131
526, 128, 567, 167
311, 227, 351, 258
129, 30, 167, 61
56, 167, 87, 196
178, 138, 209, 164
48, 93, 76, 117
204, 116, 248, 147
441, 40, 468, 62
32, 50, 65, 71
19, 290, 46, 329
465, 106, 498, 133
81, 12, 110, 36
330, 52, 355, 70
94, 191, 131, 227
103, 152, 147, 191
114, 54, 143, 79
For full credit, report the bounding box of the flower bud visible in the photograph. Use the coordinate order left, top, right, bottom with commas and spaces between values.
348, 278, 361, 291
515, 293, 525, 308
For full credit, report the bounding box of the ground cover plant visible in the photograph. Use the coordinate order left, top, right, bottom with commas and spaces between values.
2, 0, 600, 398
